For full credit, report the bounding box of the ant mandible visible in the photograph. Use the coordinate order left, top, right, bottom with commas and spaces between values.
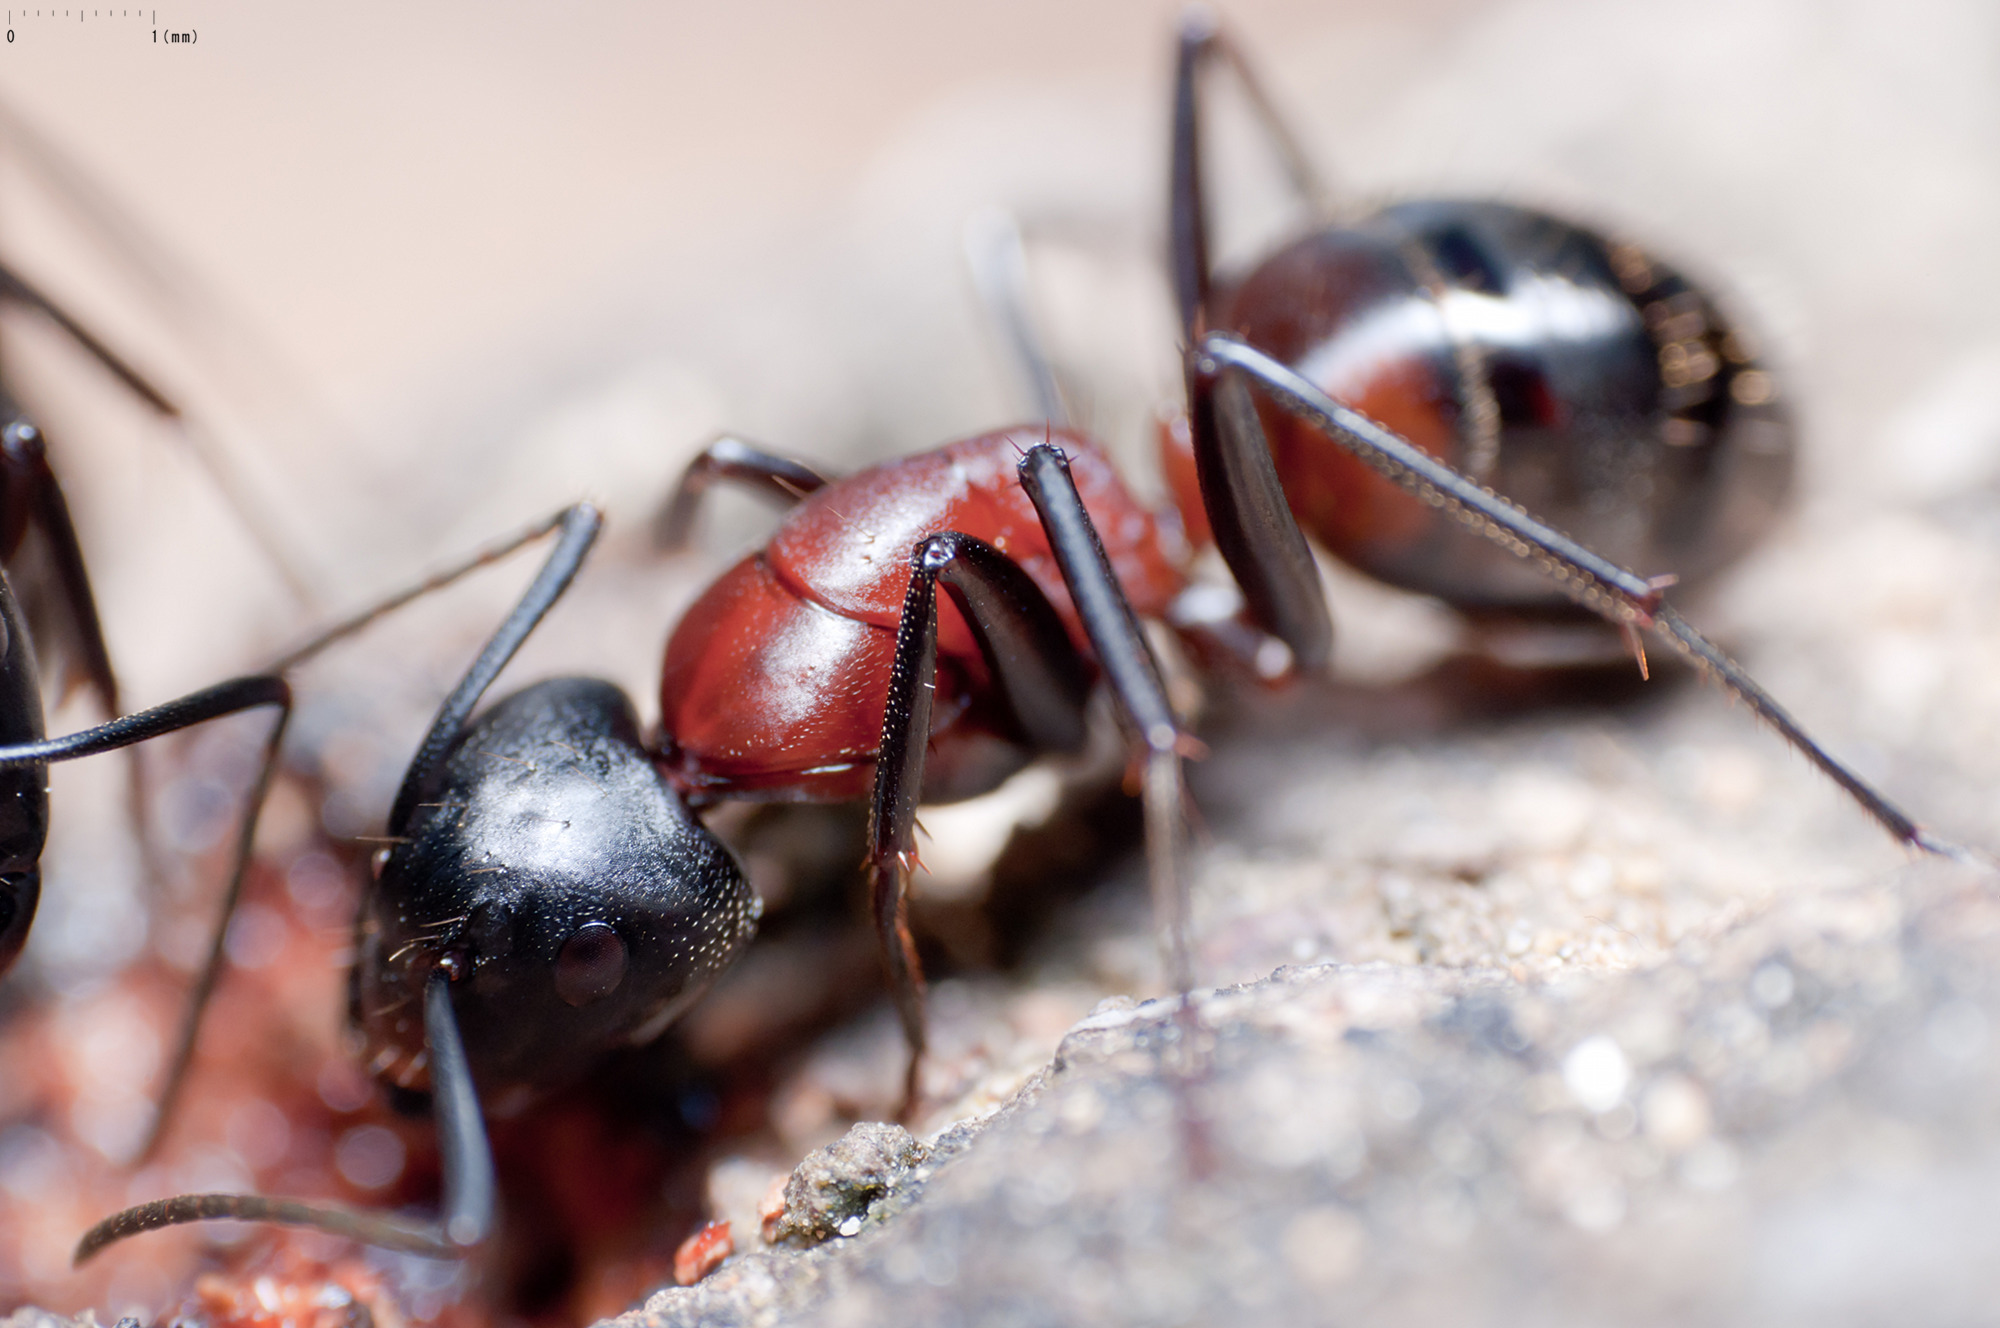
1162, 11, 1964, 861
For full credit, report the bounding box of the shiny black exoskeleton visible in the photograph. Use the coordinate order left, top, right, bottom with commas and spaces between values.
74, 501, 761, 1262
355, 677, 756, 1115
1216, 199, 1794, 615
1170, 16, 1799, 669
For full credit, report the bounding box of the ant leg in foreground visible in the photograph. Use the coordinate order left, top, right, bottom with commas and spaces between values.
1170, 10, 1335, 674
870, 526, 1095, 1114
1195, 333, 1970, 861
869, 444, 1195, 1114
962, 208, 1069, 427
1014, 446, 1196, 998
650, 435, 833, 552
1179, 353, 1333, 674
75, 502, 604, 1263
1016, 443, 1212, 1170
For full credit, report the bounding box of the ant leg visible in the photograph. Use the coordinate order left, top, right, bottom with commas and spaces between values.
0, 261, 179, 418
0, 672, 293, 1154
1169, 15, 1215, 337
0, 260, 320, 601
1181, 355, 1334, 673
1169, 9, 1328, 337
1171, 8, 1340, 675
871, 529, 1100, 1114
267, 504, 594, 673
0, 415, 118, 714
962, 209, 1069, 426
0, 414, 163, 907
1015, 445, 1197, 998
651, 435, 832, 551
1197, 333, 1970, 861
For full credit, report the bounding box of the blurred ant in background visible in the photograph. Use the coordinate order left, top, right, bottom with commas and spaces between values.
1154, 11, 1957, 859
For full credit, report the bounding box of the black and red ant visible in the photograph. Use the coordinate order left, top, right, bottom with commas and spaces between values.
1162, 12, 1961, 859
61, 10, 1967, 1285
71, 421, 1198, 1262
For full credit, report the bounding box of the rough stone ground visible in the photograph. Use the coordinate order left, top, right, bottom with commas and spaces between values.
630, 858, 2000, 1327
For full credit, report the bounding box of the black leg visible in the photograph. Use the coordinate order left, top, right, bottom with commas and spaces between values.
1170, 12, 1335, 674
651, 435, 832, 551
74, 1192, 455, 1266
0, 412, 150, 910
0, 415, 119, 717
1170, 13, 1216, 340
1196, 332, 1975, 862
0, 674, 289, 768
0, 261, 179, 418
1015, 445, 1196, 997
0, 672, 293, 1154
1183, 357, 1334, 673
1169, 10, 1328, 340
869, 528, 1101, 1112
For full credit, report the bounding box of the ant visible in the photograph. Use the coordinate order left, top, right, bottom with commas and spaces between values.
72, 361, 1953, 1269
1162, 12, 1963, 860
60, 13, 1970, 1282
69, 419, 1198, 1265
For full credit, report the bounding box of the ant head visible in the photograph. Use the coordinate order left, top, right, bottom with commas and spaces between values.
355, 677, 755, 1105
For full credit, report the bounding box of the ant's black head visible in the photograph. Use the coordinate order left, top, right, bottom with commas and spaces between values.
353, 677, 755, 1110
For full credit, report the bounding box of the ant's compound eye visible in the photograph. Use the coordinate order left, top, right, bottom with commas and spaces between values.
555, 922, 627, 1007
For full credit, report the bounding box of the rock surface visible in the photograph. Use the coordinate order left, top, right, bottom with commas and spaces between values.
623, 857, 2000, 1327
763, 1124, 930, 1249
